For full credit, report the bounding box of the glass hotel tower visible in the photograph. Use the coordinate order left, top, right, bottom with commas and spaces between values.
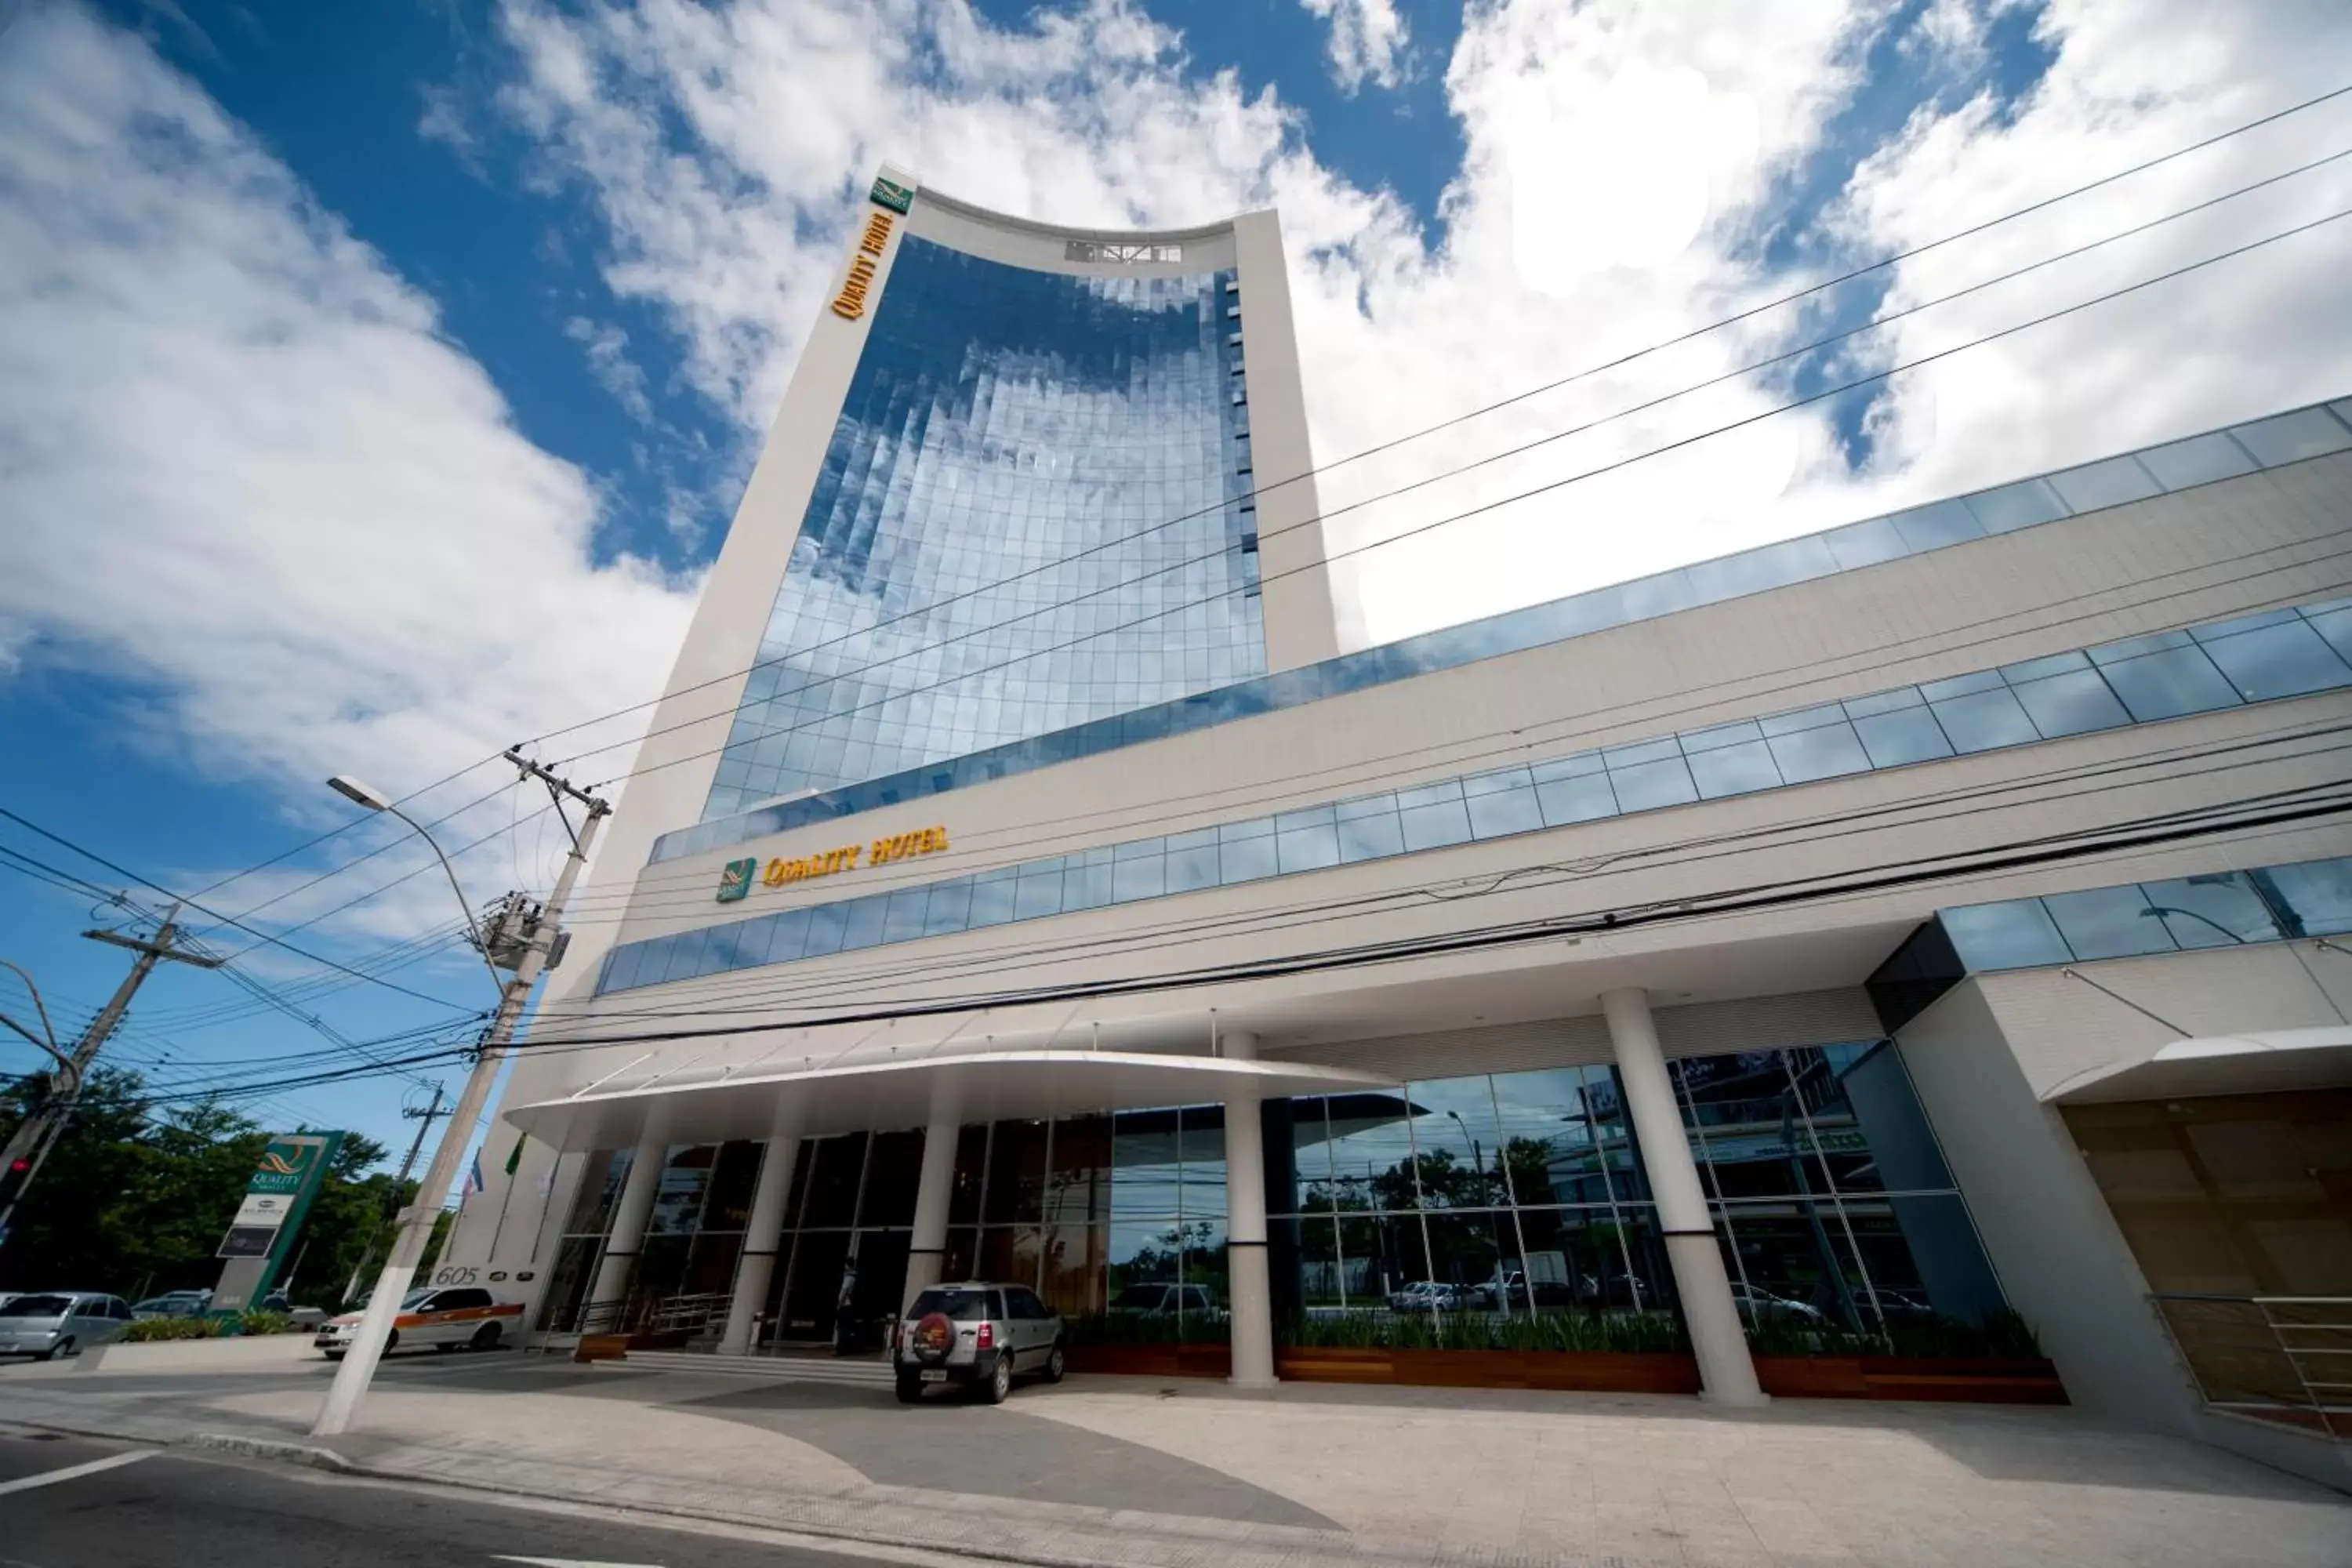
450, 167, 2352, 1488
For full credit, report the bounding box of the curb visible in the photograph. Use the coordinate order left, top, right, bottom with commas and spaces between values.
182, 1432, 354, 1474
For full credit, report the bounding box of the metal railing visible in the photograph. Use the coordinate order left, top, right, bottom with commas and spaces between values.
2151, 1294, 2352, 1441
646, 1291, 731, 1339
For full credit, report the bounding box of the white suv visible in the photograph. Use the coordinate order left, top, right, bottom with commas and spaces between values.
894, 1282, 1065, 1404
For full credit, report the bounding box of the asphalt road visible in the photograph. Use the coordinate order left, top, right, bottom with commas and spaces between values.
0, 1429, 960, 1568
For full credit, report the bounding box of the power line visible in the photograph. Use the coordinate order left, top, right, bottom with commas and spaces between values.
512, 82, 2352, 767
576, 204, 2352, 801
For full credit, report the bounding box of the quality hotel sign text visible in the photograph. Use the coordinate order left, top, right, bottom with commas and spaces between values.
716, 826, 948, 902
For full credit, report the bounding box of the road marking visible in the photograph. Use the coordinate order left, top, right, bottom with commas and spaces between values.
0, 1450, 153, 1496
491, 1559, 666, 1568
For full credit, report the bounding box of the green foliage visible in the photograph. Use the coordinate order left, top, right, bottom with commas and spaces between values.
1279, 1308, 1686, 1354
237, 1309, 296, 1336
0, 1065, 403, 1307
121, 1316, 230, 1342
1740, 1305, 2042, 1359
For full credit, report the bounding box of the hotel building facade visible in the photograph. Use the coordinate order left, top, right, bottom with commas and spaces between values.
445, 169, 2352, 1490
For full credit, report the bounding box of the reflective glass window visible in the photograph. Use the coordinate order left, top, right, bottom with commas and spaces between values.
1821, 516, 1907, 570
1062, 848, 1113, 913
2230, 408, 2352, 466
1963, 477, 2068, 534
1014, 860, 1066, 920
967, 868, 1018, 929
1276, 808, 1343, 872
2137, 431, 2257, 489
695, 240, 1265, 822
1534, 766, 1618, 826
2259, 858, 2352, 935
2135, 873, 2281, 949
2088, 636, 2241, 721
1850, 702, 1952, 768
1764, 720, 1871, 784
2042, 885, 2176, 960
2007, 666, 2130, 739
1111, 839, 1167, 903
1396, 779, 1474, 851
662, 930, 710, 984
2047, 454, 2161, 512
1463, 770, 1544, 837
604, 942, 647, 992
1940, 898, 2071, 969
2305, 601, 2352, 665
1925, 683, 2038, 753
838, 892, 889, 952
1888, 499, 1983, 552
1607, 754, 1698, 811
1687, 739, 1781, 798
1164, 828, 1221, 892
882, 885, 930, 943
802, 901, 848, 957
1336, 802, 1406, 862
921, 879, 971, 938
1219, 825, 1279, 884
2193, 615, 2352, 701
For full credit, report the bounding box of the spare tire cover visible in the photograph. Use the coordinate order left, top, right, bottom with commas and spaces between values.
909, 1311, 956, 1359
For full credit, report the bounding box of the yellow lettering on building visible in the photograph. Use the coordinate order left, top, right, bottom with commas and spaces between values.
759, 826, 946, 893
829, 211, 895, 319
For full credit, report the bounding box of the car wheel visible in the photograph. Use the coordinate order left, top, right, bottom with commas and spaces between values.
895, 1373, 924, 1405
1044, 1341, 1066, 1384
981, 1353, 1012, 1405
383, 1328, 400, 1354
470, 1322, 503, 1352
324, 1351, 345, 1362
435, 1340, 458, 1353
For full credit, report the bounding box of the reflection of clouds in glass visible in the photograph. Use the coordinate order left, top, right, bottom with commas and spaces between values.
705, 240, 1262, 819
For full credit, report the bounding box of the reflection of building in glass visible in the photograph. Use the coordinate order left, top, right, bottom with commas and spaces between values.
456, 166, 2352, 1484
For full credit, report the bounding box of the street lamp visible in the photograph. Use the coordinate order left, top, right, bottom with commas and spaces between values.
311, 759, 609, 1438
2138, 905, 2249, 947
328, 776, 501, 991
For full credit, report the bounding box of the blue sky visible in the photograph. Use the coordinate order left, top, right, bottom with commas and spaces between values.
3, 0, 2349, 1174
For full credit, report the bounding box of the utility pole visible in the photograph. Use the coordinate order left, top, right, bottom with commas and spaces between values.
340, 1084, 448, 1305
314, 750, 609, 1438
1, 907, 223, 1249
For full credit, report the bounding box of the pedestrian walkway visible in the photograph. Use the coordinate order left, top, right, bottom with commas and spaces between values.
4, 1338, 2348, 1567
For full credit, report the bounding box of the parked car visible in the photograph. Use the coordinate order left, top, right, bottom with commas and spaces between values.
1108, 1283, 1218, 1316
1729, 1282, 1828, 1322
1491, 1272, 1579, 1308
1387, 1281, 1469, 1312
893, 1281, 1064, 1405
314, 1286, 521, 1359
132, 1290, 212, 1319
1851, 1287, 1935, 1318
0, 1292, 136, 1359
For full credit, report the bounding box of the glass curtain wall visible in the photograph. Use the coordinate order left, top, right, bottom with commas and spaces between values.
537, 1040, 2018, 1358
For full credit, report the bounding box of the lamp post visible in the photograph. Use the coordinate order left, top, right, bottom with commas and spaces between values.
311, 755, 608, 1438
2138, 905, 2249, 946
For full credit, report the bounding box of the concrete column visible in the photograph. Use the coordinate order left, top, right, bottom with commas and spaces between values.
1599, 988, 1766, 1406
1221, 1030, 1277, 1388
902, 1080, 963, 1313
584, 1102, 673, 1326
719, 1099, 801, 1354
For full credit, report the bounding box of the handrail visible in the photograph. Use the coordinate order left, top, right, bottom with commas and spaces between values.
2148, 1293, 2351, 1442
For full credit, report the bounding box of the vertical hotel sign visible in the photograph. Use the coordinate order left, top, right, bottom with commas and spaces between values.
831, 172, 913, 320
216, 1131, 342, 1263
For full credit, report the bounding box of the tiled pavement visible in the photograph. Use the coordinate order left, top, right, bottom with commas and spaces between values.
2, 1339, 2347, 1567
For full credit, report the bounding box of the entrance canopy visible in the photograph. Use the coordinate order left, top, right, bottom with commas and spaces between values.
2043, 1025, 2352, 1104
503, 1048, 1401, 1152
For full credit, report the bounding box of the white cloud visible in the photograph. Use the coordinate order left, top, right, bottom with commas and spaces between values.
1299, 0, 1409, 94
564, 314, 655, 423
0, 4, 699, 939
487, 0, 2352, 657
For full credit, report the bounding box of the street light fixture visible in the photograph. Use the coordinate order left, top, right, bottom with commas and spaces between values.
327, 775, 500, 992
310, 754, 608, 1439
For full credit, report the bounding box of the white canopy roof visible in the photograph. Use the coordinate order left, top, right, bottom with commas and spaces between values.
2042, 1025, 2352, 1104
503, 1047, 1401, 1151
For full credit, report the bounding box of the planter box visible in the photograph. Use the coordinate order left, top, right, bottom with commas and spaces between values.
1276, 1346, 1703, 1394
573, 1333, 632, 1363
1065, 1343, 1232, 1379
1756, 1355, 2066, 1404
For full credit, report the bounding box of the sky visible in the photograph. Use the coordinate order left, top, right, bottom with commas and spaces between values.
2, 0, 2349, 1177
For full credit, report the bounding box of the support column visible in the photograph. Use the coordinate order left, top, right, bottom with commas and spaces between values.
902, 1080, 963, 1314
1599, 988, 1766, 1406
584, 1102, 672, 1327
1221, 1030, 1276, 1388
719, 1099, 801, 1354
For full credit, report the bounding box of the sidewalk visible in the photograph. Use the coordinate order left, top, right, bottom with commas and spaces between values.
4, 1340, 2347, 1567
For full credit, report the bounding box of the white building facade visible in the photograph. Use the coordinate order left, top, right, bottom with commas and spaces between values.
446, 172, 2352, 1490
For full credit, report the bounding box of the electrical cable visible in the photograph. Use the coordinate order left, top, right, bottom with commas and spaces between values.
575, 204, 2352, 800
510, 82, 2352, 765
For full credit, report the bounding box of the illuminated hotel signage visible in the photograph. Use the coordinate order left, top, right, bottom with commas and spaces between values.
829, 209, 896, 320
717, 826, 949, 902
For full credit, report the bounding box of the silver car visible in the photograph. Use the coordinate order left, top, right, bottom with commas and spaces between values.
893, 1281, 1065, 1404
0, 1292, 136, 1360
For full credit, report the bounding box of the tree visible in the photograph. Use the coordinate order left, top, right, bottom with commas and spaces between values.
0, 1067, 401, 1305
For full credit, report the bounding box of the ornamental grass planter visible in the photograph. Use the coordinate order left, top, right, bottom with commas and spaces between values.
1065, 1342, 1232, 1379
1755, 1355, 2066, 1403
1276, 1346, 1704, 1394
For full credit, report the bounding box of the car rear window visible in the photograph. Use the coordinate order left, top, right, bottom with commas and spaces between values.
6, 1295, 71, 1317
907, 1288, 996, 1321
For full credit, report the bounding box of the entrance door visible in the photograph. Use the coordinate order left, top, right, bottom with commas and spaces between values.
845, 1231, 910, 1349
778, 1231, 848, 1342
